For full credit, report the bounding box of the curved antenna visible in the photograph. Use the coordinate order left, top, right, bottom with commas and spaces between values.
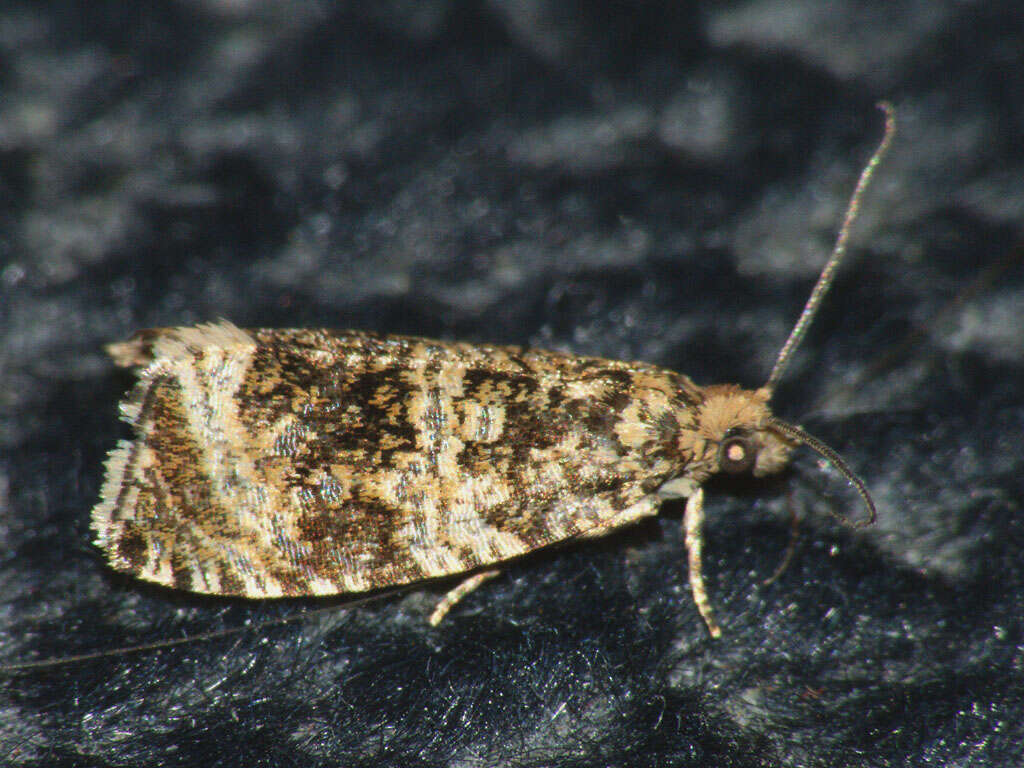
766, 417, 877, 528
763, 102, 896, 395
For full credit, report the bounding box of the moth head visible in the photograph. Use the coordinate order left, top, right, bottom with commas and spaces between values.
691, 384, 875, 528
692, 385, 793, 479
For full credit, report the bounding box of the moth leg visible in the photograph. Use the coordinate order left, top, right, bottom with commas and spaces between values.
684, 488, 722, 638
763, 490, 801, 586
429, 569, 501, 626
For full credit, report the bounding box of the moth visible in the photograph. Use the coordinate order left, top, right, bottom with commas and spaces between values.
92, 105, 894, 638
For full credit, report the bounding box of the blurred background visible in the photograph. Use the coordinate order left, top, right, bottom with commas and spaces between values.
2, 2, 1022, 766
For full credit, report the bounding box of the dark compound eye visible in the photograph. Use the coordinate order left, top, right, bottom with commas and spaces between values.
719, 434, 757, 474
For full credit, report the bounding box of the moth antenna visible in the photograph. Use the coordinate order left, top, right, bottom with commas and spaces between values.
763, 101, 896, 395
0, 590, 403, 674
766, 417, 877, 527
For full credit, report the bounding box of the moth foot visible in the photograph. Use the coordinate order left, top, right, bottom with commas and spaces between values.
429, 569, 501, 625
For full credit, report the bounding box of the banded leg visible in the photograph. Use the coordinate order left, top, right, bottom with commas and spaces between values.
684, 488, 722, 638
429, 569, 501, 626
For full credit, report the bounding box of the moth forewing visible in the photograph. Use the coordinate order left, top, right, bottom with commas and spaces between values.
92, 105, 893, 637
94, 329, 703, 599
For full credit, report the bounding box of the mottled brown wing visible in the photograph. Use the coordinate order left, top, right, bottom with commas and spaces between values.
92, 321, 699, 597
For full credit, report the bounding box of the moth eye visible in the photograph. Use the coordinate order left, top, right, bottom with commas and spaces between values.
719, 435, 757, 474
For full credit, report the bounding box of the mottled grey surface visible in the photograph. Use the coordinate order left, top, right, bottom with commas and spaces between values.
1, 2, 1022, 766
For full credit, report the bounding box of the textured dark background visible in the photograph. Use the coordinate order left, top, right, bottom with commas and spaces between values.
2, 2, 1022, 766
